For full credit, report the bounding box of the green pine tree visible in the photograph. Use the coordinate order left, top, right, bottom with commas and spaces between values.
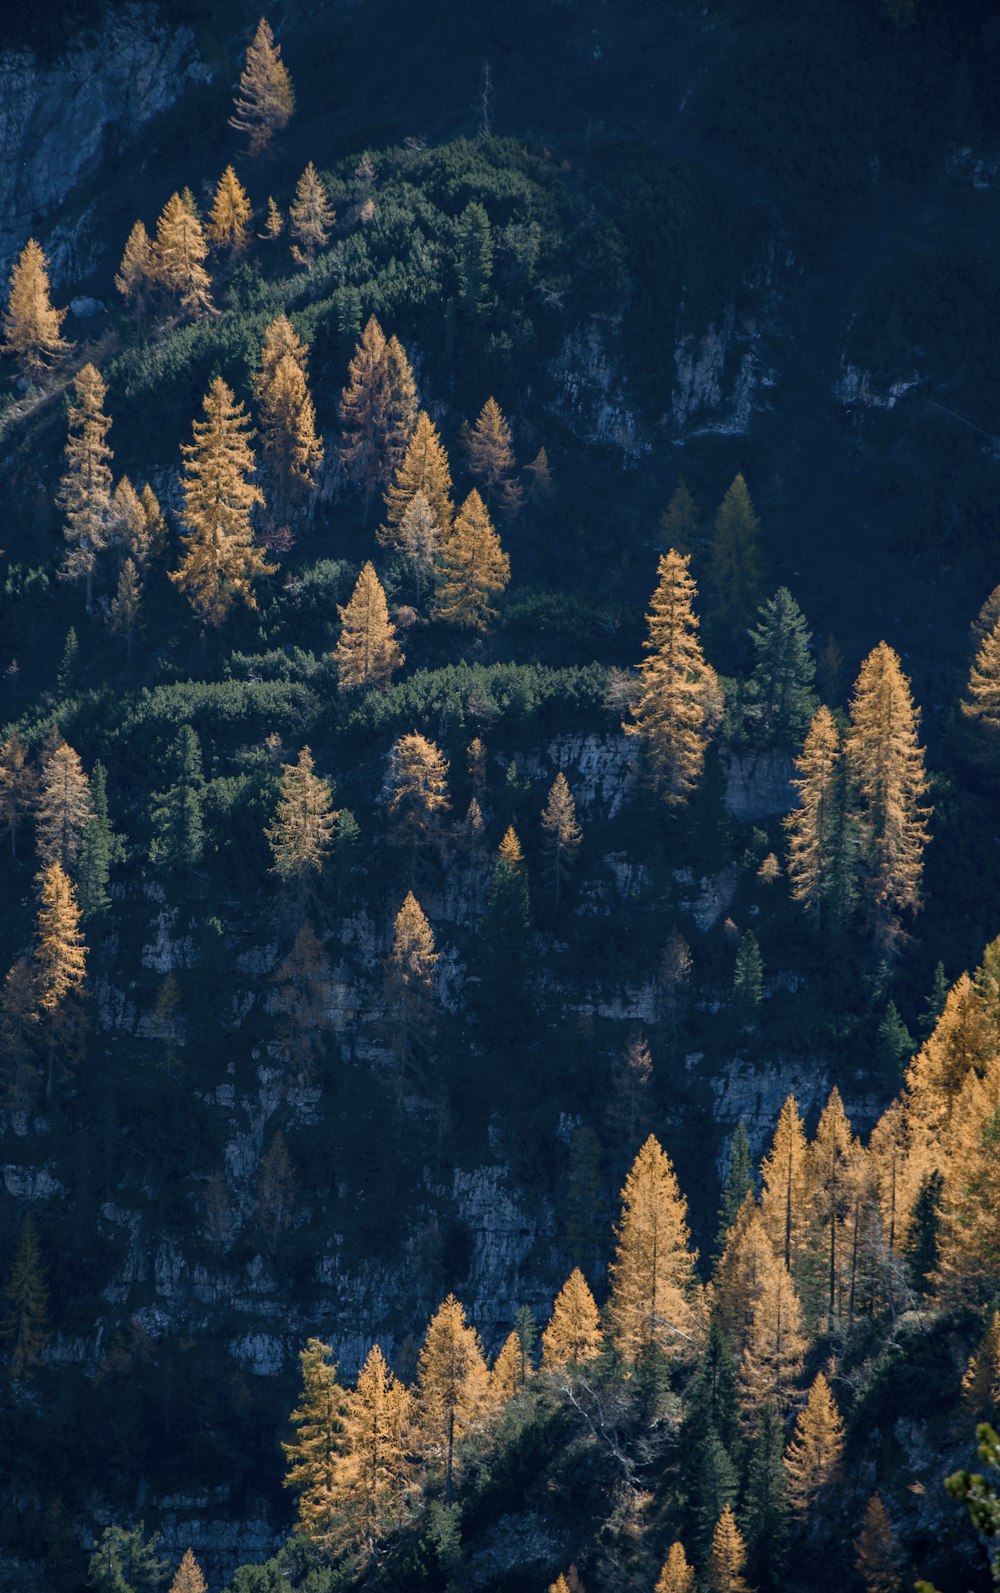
455, 202, 493, 316
742, 1400, 790, 1592
716, 1122, 754, 1258
708, 474, 766, 664
746, 587, 818, 747
150, 727, 205, 873
76, 762, 120, 920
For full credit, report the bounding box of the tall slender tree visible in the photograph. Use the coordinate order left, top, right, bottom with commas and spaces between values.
1, 238, 69, 378
540, 1268, 602, 1370
414, 1295, 491, 1502
35, 742, 94, 873
206, 166, 252, 253
2, 1216, 48, 1378
282, 1338, 348, 1535
625, 550, 719, 804
338, 318, 418, 509
230, 16, 296, 154
746, 586, 818, 747
784, 1370, 844, 1517
383, 410, 454, 546
289, 162, 335, 264
608, 1134, 702, 1361
431, 488, 510, 630
708, 473, 765, 660
848, 643, 930, 949
265, 746, 336, 890
152, 193, 214, 317
57, 363, 113, 615
540, 771, 582, 909
334, 562, 403, 691
784, 706, 857, 931
170, 377, 274, 625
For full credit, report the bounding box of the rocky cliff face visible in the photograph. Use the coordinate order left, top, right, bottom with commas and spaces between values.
0, 4, 204, 286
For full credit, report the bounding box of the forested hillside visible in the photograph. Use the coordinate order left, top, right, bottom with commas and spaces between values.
3, 1, 1000, 1589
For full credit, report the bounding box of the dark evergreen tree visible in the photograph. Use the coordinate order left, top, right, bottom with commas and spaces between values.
150, 727, 205, 874
708, 474, 765, 664
905, 1170, 943, 1296
455, 202, 493, 316
733, 933, 764, 1017
716, 1121, 754, 1259
76, 762, 119, 920
746, 587, 818, 748
741, 1401, 790, 1593
88, 1523, 168, 1592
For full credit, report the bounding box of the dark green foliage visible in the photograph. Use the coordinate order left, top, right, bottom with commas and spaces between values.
708, 477, 766, 667
454, 202, 494, 316
741, 1402, 790, 1593
877, 1000, 914, 1076
746, 588, 818, 749
149, 726, 205, 874
905, 1170, 944, 1296
715, 1121, 753, 1258
76, 762, 119, 920
88, 1523, 168, 1593
733, 932, 764, 1015
920, 960, 950, 1036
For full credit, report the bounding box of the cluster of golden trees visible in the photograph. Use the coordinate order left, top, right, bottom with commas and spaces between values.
0, 733, 97, 1107
627, 549, 930, 947
280, 952, 1000, 1583
281, 1130, 853, 1581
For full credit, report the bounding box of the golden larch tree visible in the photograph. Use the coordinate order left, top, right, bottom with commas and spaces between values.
383, 409, 454, 546
415, 1293, 491, 1501
759, 1094, 810, 1277
0, 732, 37, 858
847, 642, 930, 949
706, 1506, 750, 1593
230, 16, 295, 154
2, 1216, 48, 1378
108, 477, 146, 567
806, 1086, 859, 1329
58, 362, 113, 614
265, 745, 336, 887
854, 1494, 903, 1593
385, 891, 438, 1072
383, 733, 450, 847
35, 742, 94, 872
170, 376, 274, 626
464, 396, 517, 501
540, 771, 582, 908
713, 1193, 765, 1343
962, 1309, 1000, 1414
33, 861, 87, 1098
398, 491, 440, 588
108, 557, 143, 661
338, 318, 418, 509
140, 483, 168, 565
624, 549, 720, 805
114, 220, 156, 320
253, 314, 323, 514
207, 165, 253, 253
168, 1549, 207, 1593
962, 613, 1000, 747
934, 1061, 1000, 1303
1, 238, 69, 378
334, 562, 403, 691
262, 195, 284, 238
784, 1369, 844, 1517
656, 1541, 695, 1593
540, 1268, 603, 1370
338, 1343, 412, 1556
737, 1231, 807, 1415
431, 488, 510, 630
152, 193, 214, 317
290, 161, 335, 264
282, 1337, 348, 1535
607, 1133, 702, 1361
905, 972, 996, 1139
491, 1331, 524, 1403
784, 705, 854, 928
